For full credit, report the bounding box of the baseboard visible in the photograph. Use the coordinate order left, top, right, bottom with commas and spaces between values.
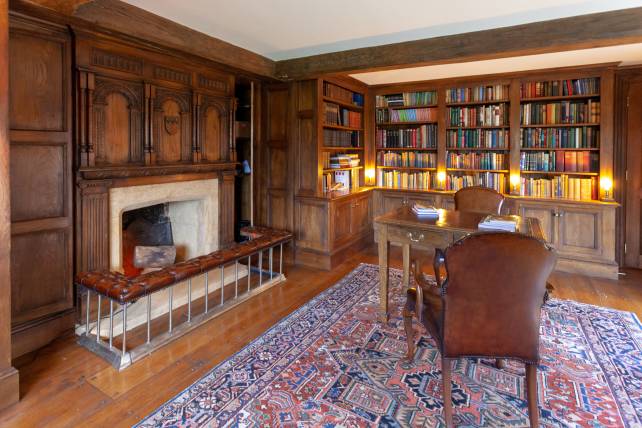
555, 258, 619, 280
0, 366, 19, 410
11, 308, 75, 359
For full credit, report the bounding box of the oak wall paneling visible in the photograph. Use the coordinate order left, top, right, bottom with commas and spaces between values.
8, 14, 74, 358
0, 0, 19, 411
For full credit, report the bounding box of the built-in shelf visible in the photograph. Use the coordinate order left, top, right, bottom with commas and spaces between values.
376, 166, 436, 171
323, 166, 363, 172
447, 147, 509, 151
323, 124, 363, 131
521, 123, 599, 128
376, 121, 438, 126
445, 99, 510, 107
446, 125, 510, 130
520, 147, 600, 151
520, 170, 599, 176
520, 94, 600, 102
447, 168, 509, 173
375, 147, 437, 151
321, 146, 364, 151
375, 103, 438, 110
323, 96, 364, 111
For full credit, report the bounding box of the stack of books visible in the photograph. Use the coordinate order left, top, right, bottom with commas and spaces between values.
412, 203, 439, 218
478, 215, 518, 232
329, 154, 360, 168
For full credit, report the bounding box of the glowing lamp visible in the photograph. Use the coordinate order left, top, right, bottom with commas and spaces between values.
365, 168, 375, 183
600, 176, 613, 200
437, 171, 446, 183
510, 174, 520, 193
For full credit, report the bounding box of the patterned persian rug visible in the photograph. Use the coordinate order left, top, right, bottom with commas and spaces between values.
137, 264, 642, 427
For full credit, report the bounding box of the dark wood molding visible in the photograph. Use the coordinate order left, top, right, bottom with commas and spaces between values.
0, 0, 19, 410
276, 8, 642, 79
77, 161, 237, 180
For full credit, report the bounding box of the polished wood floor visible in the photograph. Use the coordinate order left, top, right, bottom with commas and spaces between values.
1, 244, 641, 427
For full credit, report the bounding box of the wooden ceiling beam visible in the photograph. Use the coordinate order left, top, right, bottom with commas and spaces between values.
275, 7, 642, 80
19, 0, 276, 78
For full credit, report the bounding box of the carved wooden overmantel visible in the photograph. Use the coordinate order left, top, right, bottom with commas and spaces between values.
73, 29, 239, 274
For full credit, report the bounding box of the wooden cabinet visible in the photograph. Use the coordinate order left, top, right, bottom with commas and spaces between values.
295, 191, 372, 270
514, 198, 618, 278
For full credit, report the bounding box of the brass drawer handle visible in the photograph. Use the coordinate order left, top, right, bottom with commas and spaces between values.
407, 232, 424, 242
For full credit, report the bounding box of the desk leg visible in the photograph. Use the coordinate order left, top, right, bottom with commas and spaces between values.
378, 226, 390, 323
402, 243, 410, 290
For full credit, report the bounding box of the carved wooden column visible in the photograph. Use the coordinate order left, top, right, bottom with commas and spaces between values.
76, 180, 111, 273
77, 71, 95, 167
218, 170, 235, 248
229, 97, 237, 162
192, 92, 202, 162
0, 0, 19, 410
144, 83, 156, 165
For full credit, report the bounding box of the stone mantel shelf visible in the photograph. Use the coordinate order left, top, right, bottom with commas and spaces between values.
77, 162, 238, 180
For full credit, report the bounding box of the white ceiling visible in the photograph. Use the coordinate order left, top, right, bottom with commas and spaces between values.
351, 43, 642, 85
123, 0, 642, 60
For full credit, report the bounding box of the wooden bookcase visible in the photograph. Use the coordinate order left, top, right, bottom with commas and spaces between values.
369, 64, 619, 279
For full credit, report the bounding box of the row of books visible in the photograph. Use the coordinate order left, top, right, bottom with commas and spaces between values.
375, 125, 438, 148
377, 151, 436, 168
520, 176, 597, 200
447, 152, 507, 170
521, 100, 600, 125
376, 107, 437, 123
448, 104, 508, 127
321, 153, 360, 169
322, 169, 360, 192
323, 82, 363, 107
376, 170, 435, 190
447, 129, 509, 149
323, 129, 360, 147
520, 127, 599, 149
446, 172, 506, 193
324, 103, 362, 128
446, 85, 509, 104
375, 91, 437, 107
520, 78, 600, 99
519, 151, 599, 173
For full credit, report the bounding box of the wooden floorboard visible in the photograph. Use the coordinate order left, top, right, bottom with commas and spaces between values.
2, 244, 641, 427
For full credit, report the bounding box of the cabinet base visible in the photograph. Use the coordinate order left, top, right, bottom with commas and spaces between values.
295, 233, 373, 271
555, 258, 619, 280
0, 367, 19, 411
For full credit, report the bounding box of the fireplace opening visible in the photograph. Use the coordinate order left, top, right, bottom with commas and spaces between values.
122, 203, 175, 277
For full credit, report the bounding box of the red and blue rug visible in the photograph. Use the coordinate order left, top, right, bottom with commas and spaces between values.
137, 264, 642, 427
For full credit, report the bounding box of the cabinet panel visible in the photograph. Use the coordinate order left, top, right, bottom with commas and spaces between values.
518, 204, 556, 244
558, 207, 602, 257
333, 199, 352, 244
382, 194, 406, 214
351, 195, 371, 236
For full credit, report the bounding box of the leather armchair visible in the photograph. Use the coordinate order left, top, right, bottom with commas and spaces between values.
454, 186, 504, 214
403, 232, 557, 427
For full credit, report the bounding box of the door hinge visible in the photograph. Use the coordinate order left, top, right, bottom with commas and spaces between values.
626, 170, 629, 181
624, 242, 627, 253
627, 96, 630, 108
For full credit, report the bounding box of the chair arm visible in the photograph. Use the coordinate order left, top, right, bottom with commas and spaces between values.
433, 248, 446, 288
544, 281, 554, 303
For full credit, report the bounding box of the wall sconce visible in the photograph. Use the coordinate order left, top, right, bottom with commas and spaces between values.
510, 174, 520, 194
437, 170, 446, 189
600, 176, 613, 200
365, 168, 376, 185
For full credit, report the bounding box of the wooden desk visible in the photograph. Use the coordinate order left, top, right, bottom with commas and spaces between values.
374, 206, 544, 322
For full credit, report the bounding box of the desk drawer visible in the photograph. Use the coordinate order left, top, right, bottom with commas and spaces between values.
387, 225, 453, 248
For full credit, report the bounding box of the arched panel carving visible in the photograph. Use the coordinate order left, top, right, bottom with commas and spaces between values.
153, 88, 191, 163
200, 96, 229, 162
92, 77, 143, 165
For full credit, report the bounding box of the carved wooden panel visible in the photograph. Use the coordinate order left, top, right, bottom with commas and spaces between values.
218, 171, 235, 247
10, 143, 65, 222
332, 199, 352, 244
518, 204, 556, 245
93, 76, 144, 165
77, 182, 110, 273
267, 190, 289, 231
153, 88, 191, 163
295, 199, 328, 252
9, 30, 65, 131
200, 95, 229, 161
91, 48, 142, 75
11, 230, 71, 326
8, 15, 74, 356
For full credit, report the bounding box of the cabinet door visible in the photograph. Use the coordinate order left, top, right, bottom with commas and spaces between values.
332, 199, 352, 245
557, 206, 603, 258
518, 204, 556, 245
410, 194, 437, 208
440, 197, 456, 211
350, 195, 371, 235
382, 193, 407, 214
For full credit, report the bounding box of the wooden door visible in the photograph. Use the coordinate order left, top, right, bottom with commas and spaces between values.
259, 84, 291, 230
624, 81, 642, 267
9, 17, 73, 355
350, 194, 371, 236
332, 198, 352, 245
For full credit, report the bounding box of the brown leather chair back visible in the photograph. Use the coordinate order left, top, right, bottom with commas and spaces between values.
441, 232, 556, 363
454, 186, 504, 214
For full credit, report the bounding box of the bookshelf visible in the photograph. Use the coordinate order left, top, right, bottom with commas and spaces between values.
375, 90, 439, 191
321, 80, 365, 194
518, 76, 602, 201
445, 83, 511, 194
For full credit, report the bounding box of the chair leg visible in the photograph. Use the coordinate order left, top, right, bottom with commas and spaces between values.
525, 363, 539, 428
402, 307, 415, 361
442, 357, 454, 427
